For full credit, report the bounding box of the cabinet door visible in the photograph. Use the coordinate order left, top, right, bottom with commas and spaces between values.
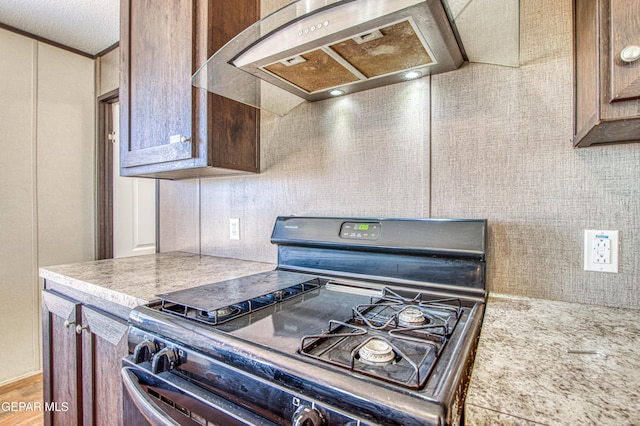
120, 0, 260, 178
574, 0, 640, 146
609, 0, 640, 101
80, 306, 129, 426
120, 0, 196, 171
42, 290, 83, 426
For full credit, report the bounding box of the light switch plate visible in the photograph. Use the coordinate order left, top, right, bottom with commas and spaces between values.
584, 230, 618, 273
230, 218, 240, 240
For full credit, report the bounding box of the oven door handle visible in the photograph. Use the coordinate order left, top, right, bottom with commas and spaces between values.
122, 367, 181, 426
122, 364, 280, 426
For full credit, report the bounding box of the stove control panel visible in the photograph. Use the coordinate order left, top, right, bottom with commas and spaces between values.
339, 222, 380, 240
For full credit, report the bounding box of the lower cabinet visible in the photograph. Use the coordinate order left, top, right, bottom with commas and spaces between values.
42, 289, 129, 425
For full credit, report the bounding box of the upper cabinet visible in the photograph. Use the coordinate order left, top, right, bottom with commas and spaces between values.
119, 0, 260, 179
574, 0, 640, 147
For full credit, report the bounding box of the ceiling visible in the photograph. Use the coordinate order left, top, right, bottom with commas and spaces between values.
0, 0, 119, 56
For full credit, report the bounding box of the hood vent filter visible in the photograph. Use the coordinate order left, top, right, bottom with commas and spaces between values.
259, 20, 435, 94
192, 0, 520, 116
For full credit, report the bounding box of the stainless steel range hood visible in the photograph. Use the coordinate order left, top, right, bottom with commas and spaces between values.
192, 0, 519, 116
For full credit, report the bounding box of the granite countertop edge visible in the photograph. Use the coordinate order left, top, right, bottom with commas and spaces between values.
40, 267, 151, 309
39, 251, 276, 310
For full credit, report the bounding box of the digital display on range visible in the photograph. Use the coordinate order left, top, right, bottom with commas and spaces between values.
339, 222, 380, 240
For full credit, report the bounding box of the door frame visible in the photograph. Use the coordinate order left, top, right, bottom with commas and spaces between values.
97, 89, 119, 260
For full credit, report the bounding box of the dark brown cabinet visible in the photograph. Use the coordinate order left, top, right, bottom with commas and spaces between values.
42, 290, 82, 425
574, 0, 640, 147
42, 289, 128, 426
119, 0, 260, 178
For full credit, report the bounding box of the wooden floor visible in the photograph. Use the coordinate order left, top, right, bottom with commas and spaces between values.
0, 374, 43, 426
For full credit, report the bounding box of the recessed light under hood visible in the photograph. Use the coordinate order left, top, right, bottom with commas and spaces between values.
192, 0, 519, 116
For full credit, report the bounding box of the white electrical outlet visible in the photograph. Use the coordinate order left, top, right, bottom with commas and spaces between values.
230, 218, 240, 240
584, 230, 618, 273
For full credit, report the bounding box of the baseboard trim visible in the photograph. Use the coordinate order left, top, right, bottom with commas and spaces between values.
0, 370, 42, 390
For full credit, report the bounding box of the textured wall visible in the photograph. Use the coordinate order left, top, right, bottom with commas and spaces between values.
430, 0, 640, 308
160, 0, 640, 309
160, 80, 431, 260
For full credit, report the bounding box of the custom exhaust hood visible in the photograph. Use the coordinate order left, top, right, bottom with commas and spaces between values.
192, 0, 519, 116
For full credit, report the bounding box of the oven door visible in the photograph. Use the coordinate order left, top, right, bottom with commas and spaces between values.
122, 366, 278, 426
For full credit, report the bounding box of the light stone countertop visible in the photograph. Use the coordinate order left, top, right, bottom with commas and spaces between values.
39, 251, 275, 309
465, 293, 640, 425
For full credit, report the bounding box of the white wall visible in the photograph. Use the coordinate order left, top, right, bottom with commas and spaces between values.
37, 43, 96, 268
97, 46, 119, 96
0, 28, 39, 386
0, 28, 95, 385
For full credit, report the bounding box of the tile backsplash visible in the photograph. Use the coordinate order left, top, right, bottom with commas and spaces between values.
160, 0, 640, 309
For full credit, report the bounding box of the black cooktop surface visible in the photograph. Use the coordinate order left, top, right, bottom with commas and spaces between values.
215, 283, 375, 352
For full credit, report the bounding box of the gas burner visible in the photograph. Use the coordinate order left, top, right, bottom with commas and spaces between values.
201, 305, 240, 320
299, 287, 468, 388
269, 289, 286, 299
358, 339, 395, 365
300, 319, 441, 389
398, 308, 427, 327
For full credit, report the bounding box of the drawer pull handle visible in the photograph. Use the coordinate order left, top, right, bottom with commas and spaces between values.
620, 45, 640, 63
169, 134, 191, 144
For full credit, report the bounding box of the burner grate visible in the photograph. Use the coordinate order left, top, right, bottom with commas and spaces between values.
298, 287, 463, 389
300, 320, 440, 389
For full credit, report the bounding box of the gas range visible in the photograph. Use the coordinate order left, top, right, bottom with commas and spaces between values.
123, 217, 487, 426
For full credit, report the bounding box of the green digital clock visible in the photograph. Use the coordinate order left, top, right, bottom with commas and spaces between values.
339, 222, 379, 240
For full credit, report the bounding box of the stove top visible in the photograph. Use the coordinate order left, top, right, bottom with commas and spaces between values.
151, 271, 474, 391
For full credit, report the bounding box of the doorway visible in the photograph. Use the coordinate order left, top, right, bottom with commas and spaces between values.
97, 91, 157, 259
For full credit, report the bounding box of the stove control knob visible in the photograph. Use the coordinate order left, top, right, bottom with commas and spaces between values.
292, 405, 325, 426
151, 347, 178, 374
133, 340, 157, 364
